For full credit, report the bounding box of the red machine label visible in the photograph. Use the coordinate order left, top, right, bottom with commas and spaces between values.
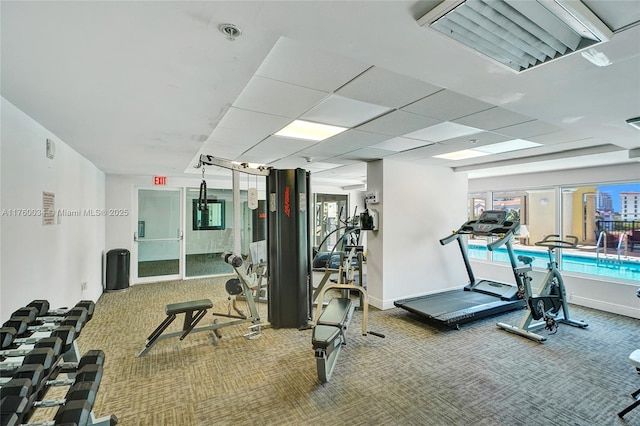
284, 186, 291, 217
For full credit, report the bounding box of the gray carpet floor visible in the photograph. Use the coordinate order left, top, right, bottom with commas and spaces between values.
68, 277, 639, 425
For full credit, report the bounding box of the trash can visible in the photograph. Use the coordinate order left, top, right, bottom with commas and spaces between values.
105, 249, 130, 292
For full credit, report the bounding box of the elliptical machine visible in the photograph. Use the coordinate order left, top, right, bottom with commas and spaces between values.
496, 234, 588, 343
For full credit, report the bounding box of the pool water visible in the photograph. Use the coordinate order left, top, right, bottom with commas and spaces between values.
468, 245, 640, 282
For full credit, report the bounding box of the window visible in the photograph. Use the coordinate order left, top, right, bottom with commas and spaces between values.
192, 199, 225, 230
467, 181, 640, 283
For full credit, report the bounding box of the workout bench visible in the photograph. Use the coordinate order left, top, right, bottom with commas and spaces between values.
137, 299, 213, 357
312, 282, 383, 383
137, 253, 264, 357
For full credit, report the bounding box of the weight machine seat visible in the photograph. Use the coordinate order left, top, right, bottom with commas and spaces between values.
312, 298, 352, 349
312, 326, 341, 349
165, 299, 213, 315
618, 349, 640, 419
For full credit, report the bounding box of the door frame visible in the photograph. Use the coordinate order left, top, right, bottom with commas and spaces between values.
132, 186, 184, 284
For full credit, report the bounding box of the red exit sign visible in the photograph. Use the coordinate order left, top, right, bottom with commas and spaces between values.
154, 176, 167, 185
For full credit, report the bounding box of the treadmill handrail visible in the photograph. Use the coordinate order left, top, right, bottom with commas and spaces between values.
439, 232, 460, 246
487, 231, 514, 252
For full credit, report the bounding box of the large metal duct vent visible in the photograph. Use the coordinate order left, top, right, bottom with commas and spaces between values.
418, 0, 613, 72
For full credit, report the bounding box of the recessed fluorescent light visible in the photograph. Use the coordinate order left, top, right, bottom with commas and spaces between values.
474, 139, 542, 154
433, 149, 490, 161
274, 119, 347, 141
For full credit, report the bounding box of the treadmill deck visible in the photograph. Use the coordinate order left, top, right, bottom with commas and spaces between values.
394, 287, 525, 327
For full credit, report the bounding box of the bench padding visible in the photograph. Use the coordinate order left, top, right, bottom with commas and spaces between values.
166, 299, 213, 315
317, 298, 351, 327
312, 298, 352, 349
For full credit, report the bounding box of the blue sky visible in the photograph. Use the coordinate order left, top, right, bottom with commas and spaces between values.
598, 183, 640, 212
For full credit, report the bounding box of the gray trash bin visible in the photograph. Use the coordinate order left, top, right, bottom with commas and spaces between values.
105, 249, 130, 292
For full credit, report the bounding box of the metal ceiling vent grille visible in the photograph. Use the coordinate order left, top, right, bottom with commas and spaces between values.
418, 0, 613, 72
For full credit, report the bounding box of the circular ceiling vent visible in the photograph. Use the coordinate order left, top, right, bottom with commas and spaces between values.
219, 23, 241, 41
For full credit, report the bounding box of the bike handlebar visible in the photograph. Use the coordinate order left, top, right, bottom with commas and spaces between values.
534, 234, 578, 249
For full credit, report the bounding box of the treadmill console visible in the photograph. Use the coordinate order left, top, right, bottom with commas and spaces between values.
459, 210, 519, 235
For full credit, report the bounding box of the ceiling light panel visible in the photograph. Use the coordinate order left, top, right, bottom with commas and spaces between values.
301, 94, 392, 128
473, 139, 542, 153
433, 149, 490, 160
274, 120, 347, 141
418, 0, 613, 72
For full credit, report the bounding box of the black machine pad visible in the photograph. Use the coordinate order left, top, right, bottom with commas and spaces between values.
165, 299, 213, 315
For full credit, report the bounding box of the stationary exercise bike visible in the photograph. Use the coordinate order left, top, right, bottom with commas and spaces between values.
497, 235, 588, 343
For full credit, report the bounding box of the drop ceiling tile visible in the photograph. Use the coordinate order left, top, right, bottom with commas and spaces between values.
438, 131, 511, 147
453, 107, 534, 131
314, 162, 367, 178
233, 75, 328, 118
218, 107, 291, 132
401, 89, 494, 121
270, 157, 343, 170
493, 120, 562, 139
336, 148, 396, 161
336, 66, 442, 108
528, 130, 591, 145
320, 129, 391, 151
300, 143, 354, 158
356, 110, 441, 137
213, 108, 291, 145
301, 94, 391, 127
255, 37, 370, 92
305, 161, 343, 172
405, 122, 483, 142
239, 135, 317, 164
370, 137, 435, 152
198, 133, 258, 160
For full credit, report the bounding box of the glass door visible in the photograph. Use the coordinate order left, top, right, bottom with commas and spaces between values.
135, 188, 182, 282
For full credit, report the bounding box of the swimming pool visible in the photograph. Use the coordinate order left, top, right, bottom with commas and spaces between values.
468, 245, 640, 282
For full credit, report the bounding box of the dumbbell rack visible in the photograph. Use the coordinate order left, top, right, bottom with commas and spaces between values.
0, 299, 118, 426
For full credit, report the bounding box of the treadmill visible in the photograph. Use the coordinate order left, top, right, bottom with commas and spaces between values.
394, 210, 526, 329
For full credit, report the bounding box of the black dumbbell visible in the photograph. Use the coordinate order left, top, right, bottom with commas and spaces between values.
1, 326, 76, 359
3, 367, 102, 426
60, 350, 105, 376
0, 336, 63, 360
27, 300, 95, 321
0, 348, 56, 378
1, 349, 104, 400
2, 316, 83, 340
0, 395, 28, 426
6, 310, 87, 336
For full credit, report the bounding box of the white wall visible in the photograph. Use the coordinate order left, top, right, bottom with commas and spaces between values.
469, 163, 640, 319
1, 97, 106, 317
367, 159, 469, 309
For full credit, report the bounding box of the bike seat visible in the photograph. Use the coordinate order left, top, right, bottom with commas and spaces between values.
518, 255, 534, 265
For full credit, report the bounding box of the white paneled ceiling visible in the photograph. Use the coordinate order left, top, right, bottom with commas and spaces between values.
1, 1, 639, 187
